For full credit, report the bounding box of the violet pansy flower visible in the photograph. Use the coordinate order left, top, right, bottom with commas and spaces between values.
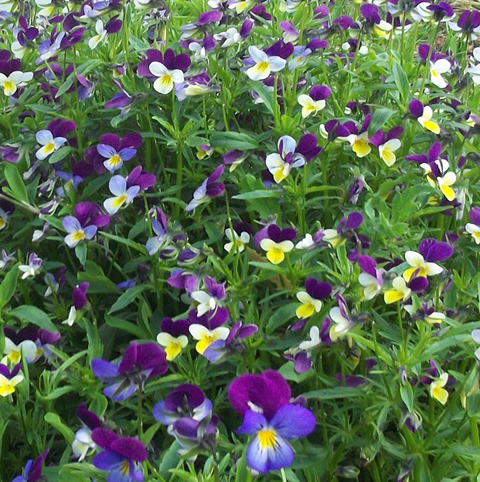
92, 341, 168, 401
229, 371, 315, 473
185, 165, 225, 213
92, 428, 147, 482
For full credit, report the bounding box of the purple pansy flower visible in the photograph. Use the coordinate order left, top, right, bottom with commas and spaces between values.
12, 450, 49, 482
230, 371, 315, 473
358, 255, 384, 300
185, 165, 225, 213
91, 342, 168, 401
152, 384, 212, 426
97, 133, 141, 173
92, 429, 147, 482
73, 403, 102, 461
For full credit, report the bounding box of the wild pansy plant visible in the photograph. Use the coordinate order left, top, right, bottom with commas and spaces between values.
4, 0, 480, 480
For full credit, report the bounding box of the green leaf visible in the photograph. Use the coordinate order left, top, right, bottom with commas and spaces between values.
36, 385, 76, 401
75, 243, 87, 266
0, 264, 19, 310
44, 412, 75, 443
279, 362, 313, 383
369, 107, 396, 132
158, 441, 182, 479
9, 305, 58, 333
3, 164, 29, 203
302, 387, 366, 399
104, 314, 150, 339
108, 286, 146, 314
48, 146, 74, 164
392, 61, 410, 103
100, 231, 148, 255
400, 383, 414, 412
232, 190, 280, 200
266, 304, 298, 332
210, 131, 260, 150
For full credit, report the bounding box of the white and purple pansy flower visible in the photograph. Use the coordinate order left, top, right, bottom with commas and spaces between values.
203, 321, 258, 364
62, 215, 97, 248
296, 279, 332, 319
357, 255, 384, 300
465, 206, 480, 244
260, 224, 297, 265
245, 45, 286, 81
72, 403, 102, 461
92, 428, 147, 482
185, 165, 225, 213
35, 129, 67, 161
266, 134, 321, 183
103, 175, 140, 215
138, 48, 191, 95
97, 142, 137, 173
369, 126, 403, 167
91, 341, 168, 401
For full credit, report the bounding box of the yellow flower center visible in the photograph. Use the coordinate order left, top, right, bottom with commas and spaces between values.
113, 195, 128, 209
160, 74, 172, 86
3, 80, 15, 95
8, 351, 21, 364
121, 460, 130, 475
72, 231, 85, 242
165, 342, 182, 361
109, 155, 122, 166
258, 429, 277, 449
44, 142, 56, 154
257, 61, 270, 73
0, 380, 15, 397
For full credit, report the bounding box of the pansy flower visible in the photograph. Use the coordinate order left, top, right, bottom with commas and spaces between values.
384, 275, 428, 304
404, 301, 446, 325
224, 222, 252, 253
97, 133, 141, 173
260, 224, 297, 264
329, 294, 361, 341
229, 371, 315, 473
0, 70, 32, 96
153, 384, 212, 426
18, 253, 42, 279
203, 321, 258, 364
429, 58, 451, 88
92, 341, 168, 401
138, 48, 191, 95
369, 126, 403, 166
465, 206, 480, 244
245, 46, 286, 81
298, 85, 331, 118
266, 134, 321, 183
191, 276, 226, 317
62, 215, 97, 248
0, 362, 23, 397
157, 317, 190, 361
449, 10, 480, 40
35, 129, 67, 161
403, 238, 453, 282
409, 99, 440, 134
296, 279, 332, 319
358, 255, 384, 300
92, 429, 147, 482
429, 373, 449, 405
343, 114, 372, 158
103, 175, 140, 215
72, 403, 102, 461
322, 212, 364, 248
185, 165, 225, 213
12, 450, 48, 482
188, 323, 230, 355
3, 328, 37, 364
88, 17, 122, 49
360, 4, 392, 38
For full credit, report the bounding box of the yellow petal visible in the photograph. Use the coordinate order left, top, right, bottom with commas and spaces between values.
196, 335, 215, 355
440, 184, 455, 201
296, 303, 315, 319
423, 120, 440, 134
432, 386, 449, 405
266, 248, 285, 264
165, 343, 182, 361
384, 290, 404, 304
273, 169, 288, 183
353, 139, 371, 158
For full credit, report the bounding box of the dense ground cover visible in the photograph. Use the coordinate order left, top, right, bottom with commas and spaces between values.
1, 0, 480, 481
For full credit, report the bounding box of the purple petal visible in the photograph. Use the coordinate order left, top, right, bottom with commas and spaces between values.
469, 207, 480, 225
118, 342, 137, 374
270, 404, 316, 438
236, 410, 267, 435
91, 359, 119, 381
357, 255, 377, 277
91, 428, 119, 450
93, 450, 124, 470
409, 99, 423, 118
110, 438, 147, 462
345, 212, 363, 229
